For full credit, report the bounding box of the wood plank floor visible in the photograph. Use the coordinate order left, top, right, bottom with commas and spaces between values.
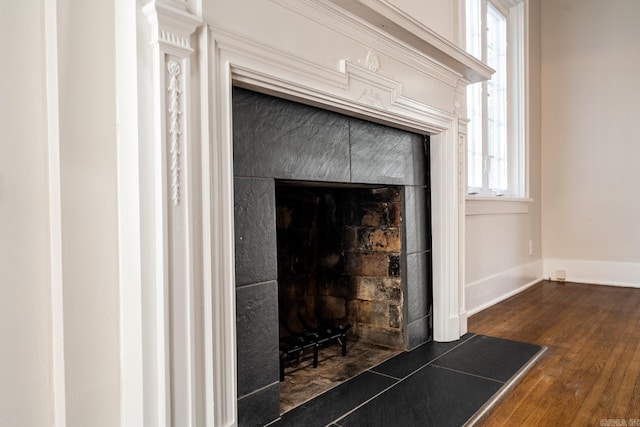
468, 280, 640, 427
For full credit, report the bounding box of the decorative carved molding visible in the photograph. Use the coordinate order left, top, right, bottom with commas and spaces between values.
363, 50, 380, 72
341, 57, 401, 111
272, 0, 461, 88
160, 29, 191, 51
167, 60, 182, 206
143, 1, 201, 54
357, 50, 393, 79
325, 0, 492, 83
356, 87, 384, 108
137, 3, 203, 426
216, 27, 453, 131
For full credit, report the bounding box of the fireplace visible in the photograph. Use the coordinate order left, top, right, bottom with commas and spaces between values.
233, 87, 432, 425
133, 2, 484, 425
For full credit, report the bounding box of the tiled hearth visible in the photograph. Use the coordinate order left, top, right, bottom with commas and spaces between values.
272, 334, 545, 427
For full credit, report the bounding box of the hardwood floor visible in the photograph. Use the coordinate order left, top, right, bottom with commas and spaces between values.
468, 280, 640, 427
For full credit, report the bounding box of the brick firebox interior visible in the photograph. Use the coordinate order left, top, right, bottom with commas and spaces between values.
276, 183, 405, 349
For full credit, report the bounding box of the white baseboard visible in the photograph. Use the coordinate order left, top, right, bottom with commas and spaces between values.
543, 259, 640, 288
465, 259, 640, 317
466, 260, 544, 316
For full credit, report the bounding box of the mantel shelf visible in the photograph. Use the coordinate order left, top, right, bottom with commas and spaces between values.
326, 0, 494, 83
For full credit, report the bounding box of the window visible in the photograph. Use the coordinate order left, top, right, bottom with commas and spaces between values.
465, 0, 528, 198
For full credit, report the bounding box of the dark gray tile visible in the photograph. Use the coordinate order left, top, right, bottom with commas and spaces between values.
433, 334, 543, 382
404, 186, 428, 254
371, 333, 474, 379
408, 315, 432, 350
232, 87, 350, 182
406, 251, 430, 322
237, 382, 280, 427
338, 365, 502, 427
274, 371, 397, 427
234, 177, 278, 286
350, 118, 425, 186
236, 282, 280, 397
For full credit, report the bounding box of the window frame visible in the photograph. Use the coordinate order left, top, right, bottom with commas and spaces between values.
464, 0, 529, 199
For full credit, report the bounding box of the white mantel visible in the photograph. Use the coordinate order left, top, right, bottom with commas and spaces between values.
117, 1, 491, 425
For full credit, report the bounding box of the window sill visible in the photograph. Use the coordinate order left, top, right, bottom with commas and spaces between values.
465, 196, 533, 216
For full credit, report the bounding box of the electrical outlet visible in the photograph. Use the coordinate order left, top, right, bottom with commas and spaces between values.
556, 269, 566, 281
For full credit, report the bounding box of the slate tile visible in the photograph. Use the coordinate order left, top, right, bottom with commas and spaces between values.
234, 177, 278, 286
274, 371, 396, 427
233, 87, 350, 182
407, 315, 432, 350
432, 334, 544, 382
236, 281, 280, 397
370, 333, 474, 379
338, 365, 502, 427
238, 382, 281, 427
404, 186, 428, 254
350, 118, 425, 186
406, 251, 430, 322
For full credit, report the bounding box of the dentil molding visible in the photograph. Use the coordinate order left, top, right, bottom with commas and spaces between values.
144, 1, 201, 54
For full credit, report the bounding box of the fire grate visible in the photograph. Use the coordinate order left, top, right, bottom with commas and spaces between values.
279, 312, 353, 381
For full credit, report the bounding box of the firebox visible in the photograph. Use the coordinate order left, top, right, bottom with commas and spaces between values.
233, 86, 432, 424
276, 183, 405, 350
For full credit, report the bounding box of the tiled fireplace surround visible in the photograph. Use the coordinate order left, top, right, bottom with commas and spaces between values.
233, 87, 433, 426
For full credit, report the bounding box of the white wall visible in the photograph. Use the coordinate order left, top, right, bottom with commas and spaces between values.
56, 0, 121, 425
0, 2, 54, 426
2, 1, 121, 424
465, 0, 544, 315
541, 0, 640, 286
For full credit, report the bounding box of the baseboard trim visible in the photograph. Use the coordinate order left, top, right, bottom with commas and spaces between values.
467, 277, 543, 317
543, 259, 640, 288
466, 260, 544, 316
465, 259, 640, 317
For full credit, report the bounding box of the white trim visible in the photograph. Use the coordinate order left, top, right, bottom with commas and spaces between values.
115, 0, 144, 425
498, 0, 527, 8
466, 259, 543, 316
543, 259, 640, 288
465, 0, 529, 199
217, 26, 455, 133
467, 258, 640, 317
465, 196, 533, 215
202, 27, 239, 427
44, 0, 66, 425
275, 0, 463, 89
458, 121, 468, 337
141, 3, 202, 425
430, 128, 463, 341
508, 0, 529, 198
330, 0, 493, 83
